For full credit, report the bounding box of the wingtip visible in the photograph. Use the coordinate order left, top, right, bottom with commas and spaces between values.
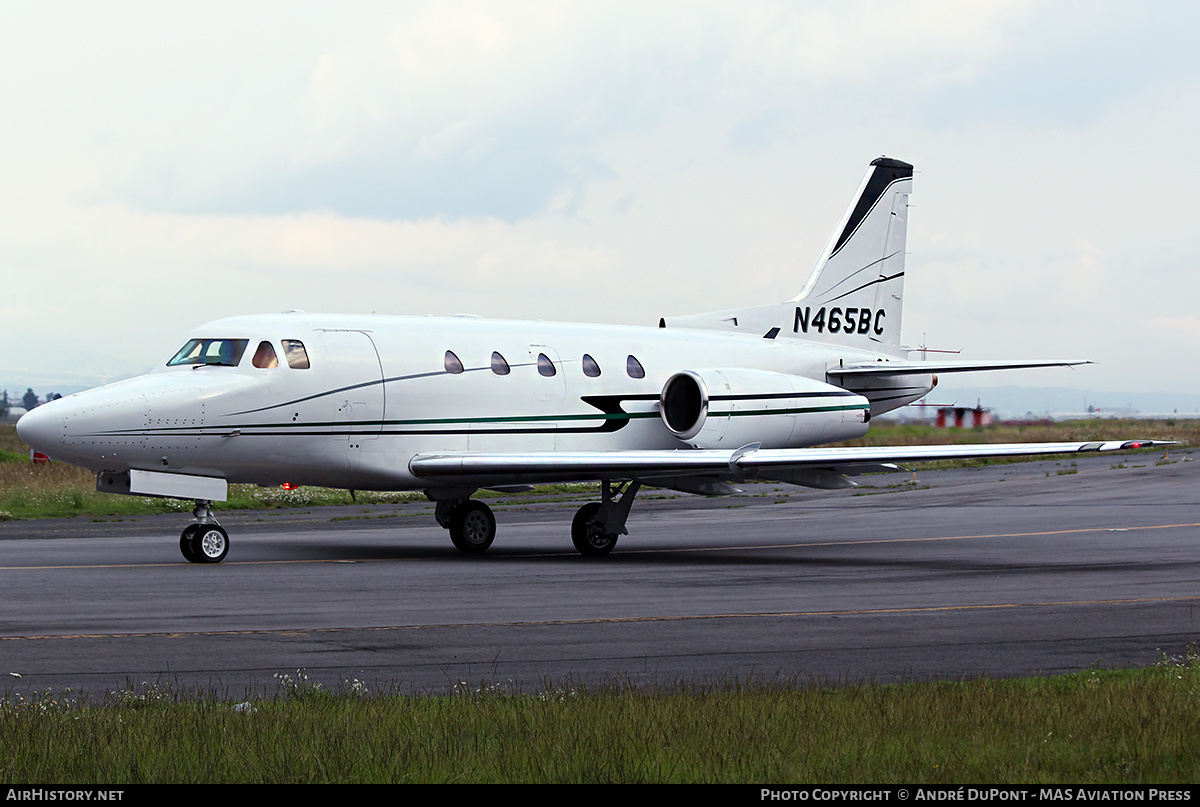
1118, 439, 1183, 450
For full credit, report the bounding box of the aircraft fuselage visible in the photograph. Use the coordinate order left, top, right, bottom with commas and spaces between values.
23, 313, 923, 492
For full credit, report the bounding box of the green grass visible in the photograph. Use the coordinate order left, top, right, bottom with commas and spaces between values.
4, 656, 1200, 783
837, 418, 1200, 447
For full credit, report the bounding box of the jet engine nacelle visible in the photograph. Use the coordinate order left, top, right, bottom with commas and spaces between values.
659, 368, 870, 449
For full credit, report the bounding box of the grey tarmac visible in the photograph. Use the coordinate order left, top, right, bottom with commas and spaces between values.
1, 449, 1197, 699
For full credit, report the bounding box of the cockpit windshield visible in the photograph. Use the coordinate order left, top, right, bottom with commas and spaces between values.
167, 338, 250, 367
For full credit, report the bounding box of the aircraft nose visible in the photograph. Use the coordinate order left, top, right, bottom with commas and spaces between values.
15, 400, 64, 456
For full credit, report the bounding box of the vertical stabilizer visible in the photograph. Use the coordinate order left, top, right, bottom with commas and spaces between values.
660, 156, 913, 348
790, 157, 912, 346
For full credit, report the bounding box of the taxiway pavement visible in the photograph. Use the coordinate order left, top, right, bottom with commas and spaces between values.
2, 450, 1197, 698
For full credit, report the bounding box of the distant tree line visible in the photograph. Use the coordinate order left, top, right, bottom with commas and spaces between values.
0, 389, 61, 421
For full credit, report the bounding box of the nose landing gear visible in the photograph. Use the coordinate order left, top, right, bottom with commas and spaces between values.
179, 500, 229, 563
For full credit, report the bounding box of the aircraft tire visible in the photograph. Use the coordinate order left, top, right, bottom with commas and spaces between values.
571, 502, 618, 557
192, 525, 230, 563
449, 501, 496, 554
179, 525, 201, 563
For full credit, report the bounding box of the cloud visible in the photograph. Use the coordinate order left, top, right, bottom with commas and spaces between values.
78, 2, 1056, 221
105, 4, 681, 221
4, 1, 1200, 398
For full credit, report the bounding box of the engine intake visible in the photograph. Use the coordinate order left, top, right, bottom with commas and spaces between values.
661, 371, 709, 440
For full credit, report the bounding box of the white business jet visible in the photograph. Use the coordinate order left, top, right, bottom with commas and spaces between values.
16, 157, 1167, 563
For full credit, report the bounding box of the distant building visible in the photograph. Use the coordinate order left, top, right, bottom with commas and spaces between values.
936, 404, 992, 428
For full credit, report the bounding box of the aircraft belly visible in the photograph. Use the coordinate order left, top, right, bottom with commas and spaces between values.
203, 437, 353, 486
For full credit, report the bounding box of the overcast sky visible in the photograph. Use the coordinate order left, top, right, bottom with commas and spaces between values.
3, 1, 1198, 399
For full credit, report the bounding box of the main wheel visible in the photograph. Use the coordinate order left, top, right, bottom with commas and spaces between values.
179, 524, 201, 563
449, 501, 496, 554
192, 525, 229, 563
572, 502, 618, 556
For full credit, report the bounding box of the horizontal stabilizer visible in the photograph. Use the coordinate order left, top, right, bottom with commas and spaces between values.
828, 359, 1092, 377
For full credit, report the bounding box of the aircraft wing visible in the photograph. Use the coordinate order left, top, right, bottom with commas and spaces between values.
827, 359, 1091, 377
409, 439, 1173, 488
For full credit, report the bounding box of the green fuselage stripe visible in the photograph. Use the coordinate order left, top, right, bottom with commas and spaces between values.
94, 402, 868, 437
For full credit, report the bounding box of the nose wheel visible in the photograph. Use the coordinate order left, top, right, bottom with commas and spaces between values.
180, 524, 229, 563
179, 500, 229, 563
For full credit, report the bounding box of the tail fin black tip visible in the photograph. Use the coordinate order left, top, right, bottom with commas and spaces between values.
870, 156, 914, 176
832, 157, 914, 256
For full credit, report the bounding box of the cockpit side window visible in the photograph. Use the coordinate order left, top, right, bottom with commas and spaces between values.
167, 338, 250, 367
282, 340, 310, 369
252, 341, 279, 369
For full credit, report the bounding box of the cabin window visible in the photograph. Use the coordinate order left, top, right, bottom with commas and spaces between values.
626, 354, 645, 379
444, 350, 464, 375
282, 340, 310, 369
491, 351, 510, 376
537, 353, 556, 377
252, 341, 279, 369
582, 354, 601, 377
167, 338, 249, 367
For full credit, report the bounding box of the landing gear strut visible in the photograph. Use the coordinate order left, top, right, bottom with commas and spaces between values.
179, 499, 229, 563
572, 480, 640, 557
435, 497, 497, 554
427, 482, 639, 557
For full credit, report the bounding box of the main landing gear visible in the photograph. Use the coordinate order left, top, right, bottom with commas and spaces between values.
434, 497, 497, 553
179, 499, 229, 563
571, 480, 640, 557
432, 480, 641, 557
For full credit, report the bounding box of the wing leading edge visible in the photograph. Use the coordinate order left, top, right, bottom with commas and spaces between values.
410, 440, 1174, 489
